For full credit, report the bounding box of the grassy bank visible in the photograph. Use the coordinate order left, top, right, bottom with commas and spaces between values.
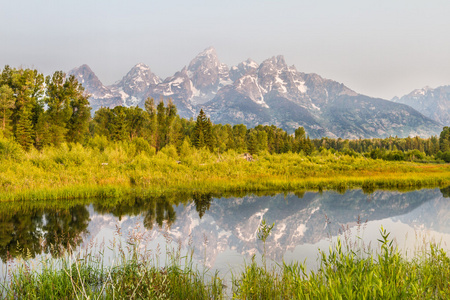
2, 227, 450, 299
1, 142, 450, 201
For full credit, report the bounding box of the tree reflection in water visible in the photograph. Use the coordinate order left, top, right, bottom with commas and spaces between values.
0, 204, 89, 262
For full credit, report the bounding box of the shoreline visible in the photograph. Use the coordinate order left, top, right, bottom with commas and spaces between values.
1, 149, 450, 201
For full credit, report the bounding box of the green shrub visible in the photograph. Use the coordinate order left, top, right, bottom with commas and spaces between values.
0, 138, 23, 161
441, 151, 450, 163
160, 144, 179, 160
87, 134, 109, 152
132, 137, 154, 156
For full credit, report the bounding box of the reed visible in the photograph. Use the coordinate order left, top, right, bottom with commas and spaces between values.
1, 223, 223, 299
2, 226, 450, 299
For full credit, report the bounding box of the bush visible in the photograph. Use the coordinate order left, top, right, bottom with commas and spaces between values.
160, 144, 179, 160
132, 137, 155, 156
87, 134, 109, 152
0, 138, 23, 161
385, 150, 404, 161
405, 149, 426, 161
441, 151, 450, 163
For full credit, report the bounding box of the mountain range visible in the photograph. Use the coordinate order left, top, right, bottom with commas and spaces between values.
68, 47, 445, 139
392, 86, 450, 127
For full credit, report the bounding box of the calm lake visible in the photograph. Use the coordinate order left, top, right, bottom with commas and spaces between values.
1, 187, 450, 279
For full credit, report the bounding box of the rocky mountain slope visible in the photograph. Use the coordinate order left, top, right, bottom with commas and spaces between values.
68, 47, 443, 138
392, 86, 450, 126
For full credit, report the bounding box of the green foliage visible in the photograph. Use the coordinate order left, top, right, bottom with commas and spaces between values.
440, 126, 450, 152
4, 227, 450, 299
0, 137, 23, 161
258, 218, 275, 271
159, 144, 179, 160
1, 67, 90, 149
257, 218, 275, 244
192, 109, 213, 151
14, 107, 34, 150
2, 225, 223, 299
132, 137, 154, 156
179, 137, 193, 158
1, 143, 450, 202
2, 68, 449, 164
87, 134, 109, 152
65, 75, 90, 143
0, 84, 14, 136
45, 71, 73, 145
386, 150, 405, 161
233, 229, 450, 299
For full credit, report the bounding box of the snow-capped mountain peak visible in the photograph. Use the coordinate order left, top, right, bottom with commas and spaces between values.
230, 58, 259, 81
109, 63, 161, 107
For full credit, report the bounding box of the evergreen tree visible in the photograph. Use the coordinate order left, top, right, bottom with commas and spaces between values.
144, 97, 157, 147
439, 127, 450, 152
247, 129, 259, 155
45, 71, 73, 146
165, 99, 179, 146
256, 130, 268, 152
156, 100, 166, 150
65, 75, 91, 143
126, 106, 147, 139
192, 109, 213, 150
3, 67, 44, 147
110, 106, 128, 142
15, 107, 34, 150
91, 107, 113, 138
0, 85, 14, 136
233, 124, 247, 153
34, 113, 51, 149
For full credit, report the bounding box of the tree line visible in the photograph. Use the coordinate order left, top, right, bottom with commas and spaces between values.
2, 66, 450, 162
0, 66, 90, 150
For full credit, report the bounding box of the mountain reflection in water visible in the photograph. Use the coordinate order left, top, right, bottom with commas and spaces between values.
1, 188, 449, 271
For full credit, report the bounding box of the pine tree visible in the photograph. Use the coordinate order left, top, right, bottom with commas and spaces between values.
91, 107, 109, 138
156, 100, 166, 150
247, 129, 259, 155
34, 113, 51, 149
0, 85, 14, 136
440, 127, 450, 152
65, 75, 91, 143
126, 106, 147, 139
15, 107, 34, 150
3, 67, 44, 147
110, 106, 128, 141
144, 97, 157, 147
165, 99, 178, 146
45, 71, 72, 146
233, 124, 247, 153
192, 109, 213, 151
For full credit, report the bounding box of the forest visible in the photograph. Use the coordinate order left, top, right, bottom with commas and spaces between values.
2, 66, 450, 163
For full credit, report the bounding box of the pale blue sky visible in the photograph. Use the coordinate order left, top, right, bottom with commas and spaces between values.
2, 0, 450, 99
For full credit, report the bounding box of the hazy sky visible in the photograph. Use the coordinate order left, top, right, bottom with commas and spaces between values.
2, 0, 450, 99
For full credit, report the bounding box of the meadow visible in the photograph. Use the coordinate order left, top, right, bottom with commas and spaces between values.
1, 137, 450, 202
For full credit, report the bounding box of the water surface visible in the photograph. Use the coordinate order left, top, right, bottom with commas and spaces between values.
2, 187, 450, 279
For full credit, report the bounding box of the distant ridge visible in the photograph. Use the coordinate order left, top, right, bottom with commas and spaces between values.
392, 85, 450, 126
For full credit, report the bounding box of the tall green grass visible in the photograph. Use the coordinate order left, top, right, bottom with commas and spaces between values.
1, 142, 450, 202
233, 226, 450, 299
2, 226, 450, 299
1, 223, 223, 299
